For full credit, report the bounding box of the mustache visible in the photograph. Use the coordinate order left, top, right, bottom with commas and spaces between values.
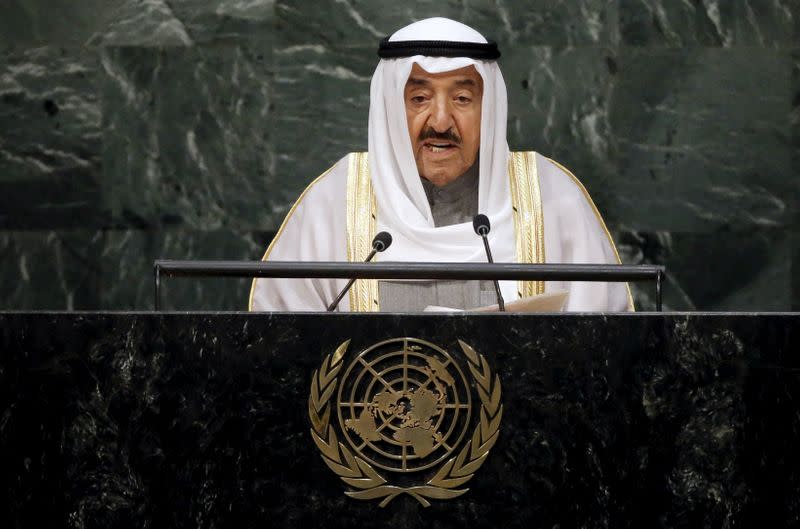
418, 128, 461, 144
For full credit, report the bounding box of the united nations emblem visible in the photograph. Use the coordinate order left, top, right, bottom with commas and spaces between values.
308, 338, 502, 507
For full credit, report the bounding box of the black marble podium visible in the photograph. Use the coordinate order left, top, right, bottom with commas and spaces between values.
1, 312, 798, 528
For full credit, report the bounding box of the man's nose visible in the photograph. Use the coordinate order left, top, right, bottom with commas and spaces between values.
427, 97, 455, 132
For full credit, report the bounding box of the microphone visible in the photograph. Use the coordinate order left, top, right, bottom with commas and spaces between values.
327, 231, 392, 312
472, 214, 505, 312
371, 231, 392, 253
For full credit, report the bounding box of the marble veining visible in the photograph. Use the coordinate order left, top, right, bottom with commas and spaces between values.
0, 47, 104, 229
620, 0, 795, 47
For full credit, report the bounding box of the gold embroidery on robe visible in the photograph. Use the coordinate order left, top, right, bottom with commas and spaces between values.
508, 152, 546, 297
345, 152, 379, 312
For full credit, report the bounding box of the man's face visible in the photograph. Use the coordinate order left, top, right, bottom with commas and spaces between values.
404, 63, 483, 187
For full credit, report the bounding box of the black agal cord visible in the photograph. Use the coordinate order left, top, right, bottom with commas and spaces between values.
377, 37, 500, 60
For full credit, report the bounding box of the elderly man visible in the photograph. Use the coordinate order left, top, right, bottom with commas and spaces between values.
250, 17, 632, 312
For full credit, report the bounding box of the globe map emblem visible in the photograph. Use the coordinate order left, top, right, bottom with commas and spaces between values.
336, 338, 472, 473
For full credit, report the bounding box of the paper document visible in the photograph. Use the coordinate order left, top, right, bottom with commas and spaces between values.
422, 305, 463, 312
424, 289, 568, 313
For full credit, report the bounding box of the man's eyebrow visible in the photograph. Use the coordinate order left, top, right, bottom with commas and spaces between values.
406, 77, 430, 87
406, 77, 480, 89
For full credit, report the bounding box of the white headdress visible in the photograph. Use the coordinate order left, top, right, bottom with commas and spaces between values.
368, 17, 517, 299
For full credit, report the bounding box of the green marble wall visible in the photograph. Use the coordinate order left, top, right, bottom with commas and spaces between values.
0, 0, 797, 310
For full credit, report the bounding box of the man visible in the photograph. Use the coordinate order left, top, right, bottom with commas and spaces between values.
250, 17, 632, 312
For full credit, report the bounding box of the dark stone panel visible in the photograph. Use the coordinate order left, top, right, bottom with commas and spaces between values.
90, 0, 278, 47
793, 227, 799, 311
0, 0, 126, 49
1, 313, 799, 527
793, 50, 800, 192
270, 43, 372, 202
610, 48, 793, 232
0, 231, 102, 310
97, 229, 274, 311
168, 0, 276, 45
0, 47, 106, 229
276, 0, 618, 48
619, 0, 794, 47
793, 52, 800, 311
505, 46, 618, 219
796, 3, 800, 44
615, 228, 793, 311
87, 0, 194, 47
100, 45, 275, 230
0, 229, 273, 311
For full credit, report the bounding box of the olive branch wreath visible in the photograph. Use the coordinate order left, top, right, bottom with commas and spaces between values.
308, 339, 502, 507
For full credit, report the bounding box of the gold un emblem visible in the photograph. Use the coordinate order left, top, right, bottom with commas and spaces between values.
308, 337, 503, 507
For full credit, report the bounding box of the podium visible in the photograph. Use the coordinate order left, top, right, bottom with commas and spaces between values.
1, 312, 799, 528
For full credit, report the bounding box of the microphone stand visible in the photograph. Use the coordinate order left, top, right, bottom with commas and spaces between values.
326, 248, 378, 312
327, 231, 392, 312
478, 230, 505, 312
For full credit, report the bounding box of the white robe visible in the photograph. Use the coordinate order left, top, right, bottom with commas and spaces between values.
249, 152, 633, 312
